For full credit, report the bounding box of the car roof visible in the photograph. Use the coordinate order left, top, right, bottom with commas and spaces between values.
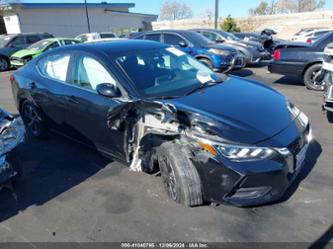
57, 39, 168, 54
146, 29, 197, 35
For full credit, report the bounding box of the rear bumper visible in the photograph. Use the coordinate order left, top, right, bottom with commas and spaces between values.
268, 61, 305, 76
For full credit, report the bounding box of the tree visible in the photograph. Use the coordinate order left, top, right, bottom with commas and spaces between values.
249, 0, 325, 15
249, 1, 271, 16
220, 15, 241, 32
159, 1, 193, 21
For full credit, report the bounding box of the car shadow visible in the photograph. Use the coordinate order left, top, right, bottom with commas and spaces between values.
0, 135, 114, 223
309, 224, 333, 248
229, 68, 254, 77
273, 75, 304, 86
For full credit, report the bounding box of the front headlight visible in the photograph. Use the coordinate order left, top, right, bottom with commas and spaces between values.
0, 117, 25, 156
217, 144, 274, 161
209, 48, 231, 56
196, 137, 275, 161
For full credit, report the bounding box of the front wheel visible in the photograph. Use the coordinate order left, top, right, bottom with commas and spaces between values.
303, 64, 325, 91
0, 56, 9, 72
157, 141, 203, 207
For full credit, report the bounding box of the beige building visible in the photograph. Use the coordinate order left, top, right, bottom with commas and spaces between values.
0, 2, 157, 36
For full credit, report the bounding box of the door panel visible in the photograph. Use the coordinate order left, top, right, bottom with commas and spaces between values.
66, 54, 127, 158
33, 53, 72, 133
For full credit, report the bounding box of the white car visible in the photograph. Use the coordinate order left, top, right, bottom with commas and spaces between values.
292, 28, 332, 44
75, 32, 117, 42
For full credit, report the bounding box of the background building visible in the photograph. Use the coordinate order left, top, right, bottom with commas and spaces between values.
0, 2, 158, 36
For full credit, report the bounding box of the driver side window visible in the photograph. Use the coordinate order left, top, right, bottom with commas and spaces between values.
72, 55, 116, 91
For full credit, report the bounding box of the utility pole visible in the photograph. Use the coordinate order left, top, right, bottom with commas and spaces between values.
214, 0, 219, 29
84, 0, 91, 33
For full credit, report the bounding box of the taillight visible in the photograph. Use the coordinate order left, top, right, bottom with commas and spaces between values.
306, 38, 313, 44
273, 49, 281, 61
9, 74, 14, 82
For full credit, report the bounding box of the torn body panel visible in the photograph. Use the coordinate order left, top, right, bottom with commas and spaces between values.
0, 109, 25, 188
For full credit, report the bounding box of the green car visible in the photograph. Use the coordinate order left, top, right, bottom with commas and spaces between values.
10, 38, 80, 68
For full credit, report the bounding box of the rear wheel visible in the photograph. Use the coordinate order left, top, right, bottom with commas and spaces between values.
198, 58, 213, 69
157, 141, 203, 207
303, 64, 324, 91
0, 56, 9, 72
20, 100, 47, 138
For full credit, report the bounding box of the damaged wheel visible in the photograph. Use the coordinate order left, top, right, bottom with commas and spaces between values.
20, 100, 47, 138
157, 141, 202, 207
303, 64, 324, 91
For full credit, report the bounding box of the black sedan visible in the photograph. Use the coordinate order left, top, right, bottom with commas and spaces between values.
11, 40, 313, 207
268, 31, 333, 90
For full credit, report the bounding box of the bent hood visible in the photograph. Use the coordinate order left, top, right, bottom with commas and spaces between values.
166, 76, 296, 145
11, 48, 41, 59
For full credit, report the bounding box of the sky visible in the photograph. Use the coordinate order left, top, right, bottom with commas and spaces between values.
22, 0, 333, 18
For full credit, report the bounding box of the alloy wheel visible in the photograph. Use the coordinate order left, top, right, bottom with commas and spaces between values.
160, 156, 177, 201
22, 103, 42, 137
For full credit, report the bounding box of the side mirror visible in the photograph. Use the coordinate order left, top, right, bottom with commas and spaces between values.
216, 38, 225, 43
179, 41, 188, 47
96, 83, 120, 98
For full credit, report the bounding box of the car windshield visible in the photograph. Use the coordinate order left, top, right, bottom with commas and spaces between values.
28, 40, 52, 50
115, 47, 222, 98
182, 32, 214, 46
221, 31, 240, 41
0, 35, 14, 47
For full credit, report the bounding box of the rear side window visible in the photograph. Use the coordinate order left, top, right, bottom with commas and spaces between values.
164, 34, 185, 46
64, 40, 79, 45
38, 54, 70, 82
44, 42, 60, 51
145, 34, 161, 42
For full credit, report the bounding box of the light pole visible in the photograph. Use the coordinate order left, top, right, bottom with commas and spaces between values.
84, 0, 91, 33
214, 0, 219, 29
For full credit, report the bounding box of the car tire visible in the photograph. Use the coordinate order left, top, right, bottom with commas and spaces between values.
20, 100, 47, 139
198, 58, 213, 69
327, 111, 333, 123
0, 56, 10, 72
303, 64, 324, 91
157, 141, 203, 207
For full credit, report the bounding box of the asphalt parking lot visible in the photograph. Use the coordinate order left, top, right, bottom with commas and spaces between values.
0, 64, 332, 244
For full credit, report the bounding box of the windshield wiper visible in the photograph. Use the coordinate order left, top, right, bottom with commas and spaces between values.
185, 80, 223, 96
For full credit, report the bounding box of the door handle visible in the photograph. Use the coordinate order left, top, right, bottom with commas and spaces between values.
68, 96, 80, 104
28, 82, 36, 89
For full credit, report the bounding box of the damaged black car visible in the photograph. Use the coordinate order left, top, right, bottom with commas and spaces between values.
0, 108, 25, 189
11, 40, 313, 207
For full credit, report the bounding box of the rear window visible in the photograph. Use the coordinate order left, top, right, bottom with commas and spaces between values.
100, 33, 116, 39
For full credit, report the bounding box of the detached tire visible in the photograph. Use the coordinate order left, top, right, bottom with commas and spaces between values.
198, 58, 213, 69
303, 64, 324, 91
157, 141, 203, 207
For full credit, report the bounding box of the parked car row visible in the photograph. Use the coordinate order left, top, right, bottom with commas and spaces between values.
8, 39, 313, 207
0, 32, 53, 71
